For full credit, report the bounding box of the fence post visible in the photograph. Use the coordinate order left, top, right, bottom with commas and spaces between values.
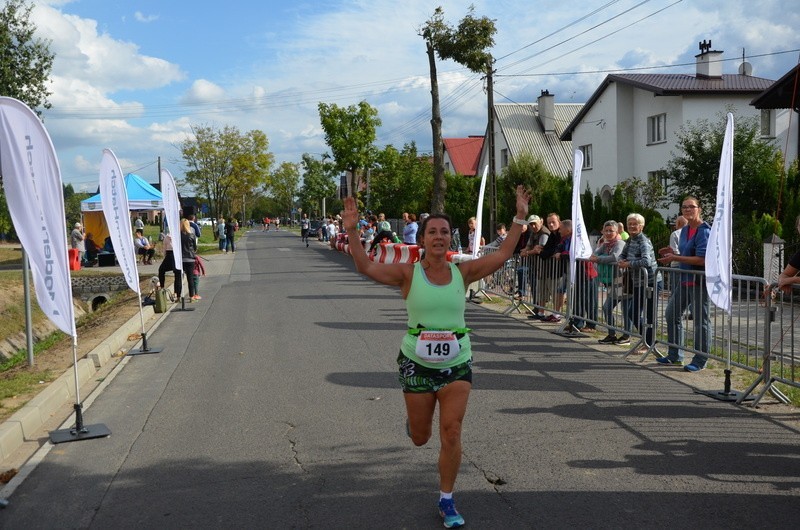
763, 234, 784, 285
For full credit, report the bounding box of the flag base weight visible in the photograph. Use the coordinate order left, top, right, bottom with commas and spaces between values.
128, 332, 162, 355
49, 403, 111, 444
172, 296, 195, 311
695, 369, 755, 402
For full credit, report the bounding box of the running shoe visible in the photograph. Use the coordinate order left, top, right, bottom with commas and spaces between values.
438, 498, 465, 528
613, 334, 631, 345
684, 363, 704, 372
598, 334, 617, 344
544, 315, 561, 323
656, 356, 682, 365
191, 295, 202, 301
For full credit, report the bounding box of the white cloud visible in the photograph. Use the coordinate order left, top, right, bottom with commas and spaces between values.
134, 11, 159, 23
180, 80, 227, 104
31, 3, 184, 93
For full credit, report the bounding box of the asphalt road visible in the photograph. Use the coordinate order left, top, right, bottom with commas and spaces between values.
2, 229, 800, 529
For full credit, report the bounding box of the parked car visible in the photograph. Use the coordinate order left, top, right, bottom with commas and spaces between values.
309, 220, 322, 239
198, 217, 213, 227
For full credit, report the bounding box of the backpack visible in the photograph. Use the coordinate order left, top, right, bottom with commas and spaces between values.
154, 288, 170, 313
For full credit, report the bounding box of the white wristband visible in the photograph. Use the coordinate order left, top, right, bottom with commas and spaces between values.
513, 217, 528, 226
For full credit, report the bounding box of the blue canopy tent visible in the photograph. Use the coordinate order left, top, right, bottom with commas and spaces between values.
80, 173, 164, 243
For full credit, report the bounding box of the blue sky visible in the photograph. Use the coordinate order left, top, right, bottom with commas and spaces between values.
30, 0, 800, 192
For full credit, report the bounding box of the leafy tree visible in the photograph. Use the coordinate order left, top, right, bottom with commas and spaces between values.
498, 151, 567, 221
444, 172, 480, 242
180, 125, 273, 221
63, 184, 87, 229
270, 162, 300, 221
298, 153, 337, 218
420, 6, 496, 214
0, 0, 54, 115
665, 112, 781, 217
370, 142, 432, 218
0, 188, 14, 241
615, 176, 670, 213
0, 0, 55, 240
318, 101, 381, 201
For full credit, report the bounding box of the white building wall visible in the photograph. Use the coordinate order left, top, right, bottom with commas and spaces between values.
630, 89, 683, 181
571, 83, 620, 195
775, 109, 799, 167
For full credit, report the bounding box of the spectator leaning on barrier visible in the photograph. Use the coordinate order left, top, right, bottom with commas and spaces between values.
550, 219, 573, 323
591, 221, 628, 344
510, 222, 529, 300
465, 217, 484, 255
618, 213, 661, 351
521, 215, 548, 318
403, 213, 418, 245
617, 221, 629, 241
483, 223, 507, 250
570, 221, 599, 333
533, 213, 563, 322
657, 196, 711, 372
777, 215, 800, 296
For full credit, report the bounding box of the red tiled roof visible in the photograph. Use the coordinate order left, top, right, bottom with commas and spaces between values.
443, 137, 484, 176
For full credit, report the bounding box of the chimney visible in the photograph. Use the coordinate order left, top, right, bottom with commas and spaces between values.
696, 39, 723, 79
538, 89, 555, 133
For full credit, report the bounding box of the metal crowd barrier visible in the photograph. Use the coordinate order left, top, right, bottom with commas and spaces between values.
478, 250, 799, 406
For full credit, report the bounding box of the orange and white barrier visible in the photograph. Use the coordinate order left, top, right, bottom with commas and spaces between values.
371, 242, 421, 264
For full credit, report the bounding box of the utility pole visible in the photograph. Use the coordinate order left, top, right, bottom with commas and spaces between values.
486, 58, 497, 236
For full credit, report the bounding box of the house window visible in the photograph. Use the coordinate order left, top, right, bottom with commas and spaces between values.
761, 109, 775, 137
445, 161, 451, 173
500, 148, 509, 169
579, 144, 593, 169
648, 170, 668, 195
647, 114, 667, 144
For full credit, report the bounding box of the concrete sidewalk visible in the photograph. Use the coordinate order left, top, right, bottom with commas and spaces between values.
0, 245, 238, 471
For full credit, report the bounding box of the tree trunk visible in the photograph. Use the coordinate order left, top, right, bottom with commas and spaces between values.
427, 42, 446, 214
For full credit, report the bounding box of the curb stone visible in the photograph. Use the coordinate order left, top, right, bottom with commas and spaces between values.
0, 305, 161, 463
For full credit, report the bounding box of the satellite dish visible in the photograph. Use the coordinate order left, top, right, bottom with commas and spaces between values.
738, 62, 753, 76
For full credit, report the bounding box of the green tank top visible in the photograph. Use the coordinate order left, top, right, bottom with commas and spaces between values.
400, 262, 471, 368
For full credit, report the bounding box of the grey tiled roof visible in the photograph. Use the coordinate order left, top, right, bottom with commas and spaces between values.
494, 103, 583, 177
562, 73, 775, 139
610, 73, 775, 94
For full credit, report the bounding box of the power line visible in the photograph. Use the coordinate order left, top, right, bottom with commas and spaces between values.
496, 0, 657, 73
498, 0, 684, 79
496, 48, 800, 78
494, 0, 624, 63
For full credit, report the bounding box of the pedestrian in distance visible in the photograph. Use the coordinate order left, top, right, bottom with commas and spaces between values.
225, 218, 236, 254
342, 185, 531, 529
300, 213, 310, 247
180, 219, 200, 301
70, 222, 85, 264
217, 217, 226, 252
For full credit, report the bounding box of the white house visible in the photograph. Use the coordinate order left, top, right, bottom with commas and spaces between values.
750, 64, 800, 170
560, 41, 775, 207
478, 90, 583, 178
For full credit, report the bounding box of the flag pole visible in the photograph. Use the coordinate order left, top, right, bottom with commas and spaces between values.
696, 113, 750, 401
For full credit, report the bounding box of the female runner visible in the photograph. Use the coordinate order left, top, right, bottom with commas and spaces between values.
342, 185, 531, 528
